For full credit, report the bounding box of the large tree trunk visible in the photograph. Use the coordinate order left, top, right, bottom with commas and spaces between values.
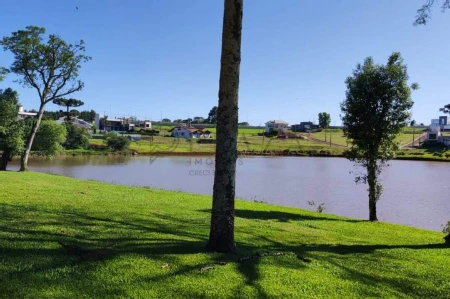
206, 0, 243, 253
367, 162, 379, 221
20, 103, 45, 171
1, 150, 9, 171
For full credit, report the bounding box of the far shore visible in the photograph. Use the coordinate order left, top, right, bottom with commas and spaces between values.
21, 148, 450, 163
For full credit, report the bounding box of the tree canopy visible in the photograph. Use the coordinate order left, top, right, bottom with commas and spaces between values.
0, 26, 90, 170
415, 0, 450, 25
341, 52, 417, 221
206, 106, 218, 124
0, 88, 24, 170
318, 112, 331, 129
1, 26, 91, 104
31, 120, 66, 155
0, 66, 8, 82
53, 98, 84, 120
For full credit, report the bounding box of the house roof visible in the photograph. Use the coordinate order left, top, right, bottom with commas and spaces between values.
56, 116, 92, 128
18, 111, 37, 116
169, 125, 209, 133
265, 120, 288, 124
106, 118, 123, 123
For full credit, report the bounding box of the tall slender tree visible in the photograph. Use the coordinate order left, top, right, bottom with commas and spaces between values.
206, 0, 243, 253
318, 112, 331, 141
414, 1, 449, 244
341, 53, 417, 221
0, 26, 91, 171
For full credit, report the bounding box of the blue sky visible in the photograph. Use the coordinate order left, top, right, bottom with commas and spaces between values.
1, 0, 449, 125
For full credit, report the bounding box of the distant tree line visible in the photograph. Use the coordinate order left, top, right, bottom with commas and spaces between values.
163, 106, 248, 126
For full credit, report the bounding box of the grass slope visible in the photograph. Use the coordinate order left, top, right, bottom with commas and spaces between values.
2, 172, 448, 298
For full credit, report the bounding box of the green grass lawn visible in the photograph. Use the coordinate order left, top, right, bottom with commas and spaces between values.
308, 129, 427, 147
308, 130, 349, 146
88, 135, 346, 155
144, 125, 262, 136
90, 128, 429, 155
1, 172, 449, 298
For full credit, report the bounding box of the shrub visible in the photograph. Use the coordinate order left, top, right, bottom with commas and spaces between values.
105, 134, 130, 151
63, 122, 90, 149
31, 121, 67, 155
443, 221, 450, 235
197, 139, 216, 144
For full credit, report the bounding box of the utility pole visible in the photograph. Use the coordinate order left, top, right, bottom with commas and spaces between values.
329, 125, 332, 147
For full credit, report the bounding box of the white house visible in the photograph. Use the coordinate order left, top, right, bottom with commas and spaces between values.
17, 106, 37, 119
427, 119, 441, 141
265, 120, 289, 133
169, 126, 211, 138
143, 121, 152, 129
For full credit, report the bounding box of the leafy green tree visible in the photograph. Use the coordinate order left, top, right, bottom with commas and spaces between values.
70, 109, 80, 118
42, 110, 64, 120
341, 53, 417, 221
415, 0, 450, 25
79, 110, 96, 122
31, 120, 66, 155
318, 112, 331, 129
410, 120, 416, 127
0, 66, 8, 81
0, 88, 24, 170
52, 98, 85, 120
162, 118, 171, 123
206, 106, 218, 124
238, 122, 249, 126
105, 133, 130, 151
0, 122, 25, 170
0, 26, 91, 171
318, 112, 331, 141
207, 0, 243, 253
63, 122, 90, 149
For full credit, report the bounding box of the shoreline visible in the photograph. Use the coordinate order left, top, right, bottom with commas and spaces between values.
45, 149, 450, 162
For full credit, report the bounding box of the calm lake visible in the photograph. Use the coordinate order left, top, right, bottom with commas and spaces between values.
9, 155, 450, 232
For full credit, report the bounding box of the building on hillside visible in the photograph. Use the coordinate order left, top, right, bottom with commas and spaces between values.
17, 106, 37, 119
291, 122, 319, 132
141, 121, 152, 129
264, 120, 289, 133
134, 120, 151, 129
427, 119, 441, 142
169, 125, 211, 138
94, 114, 136, 132
56, 116, 92, 131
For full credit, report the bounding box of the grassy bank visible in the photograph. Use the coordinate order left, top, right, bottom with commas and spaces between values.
84, 136, 450, 162
1, 172, 449, 298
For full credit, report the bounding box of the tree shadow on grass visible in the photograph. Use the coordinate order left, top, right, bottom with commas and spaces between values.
198, 208, 361, 223
1, 203, 449, 298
